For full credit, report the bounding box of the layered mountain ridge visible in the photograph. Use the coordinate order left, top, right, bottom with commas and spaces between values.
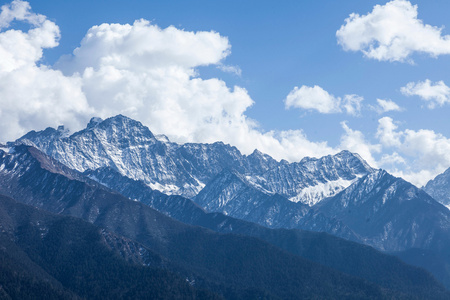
7, 114, 450, 290
3, 145, 446, 298
13, 115, 373, 206
1, 144, 449, 298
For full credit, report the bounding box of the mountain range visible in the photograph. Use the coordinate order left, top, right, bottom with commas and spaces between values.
2, 114, 450, 297
14, 115, 372, 204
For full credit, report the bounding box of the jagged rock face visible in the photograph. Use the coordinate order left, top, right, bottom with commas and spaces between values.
315, 170, 450, 252
2, 147, 415, 299
75, 151, 450, 288
13, 115, 374, 204
9, 115, 450, 254
423, 167, 450, 209
194, 169, 311, 228
86, 166, 359, 242
248, 151, 373, 206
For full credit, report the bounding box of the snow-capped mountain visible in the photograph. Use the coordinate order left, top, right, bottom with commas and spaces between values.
247, 151, 373, 206
314, 170, 450, 252
12, 115, 374, 205
4, 145, 439, 298
6, 118, 450, 289
423, 167, 450, 209
11, 115, 448, 253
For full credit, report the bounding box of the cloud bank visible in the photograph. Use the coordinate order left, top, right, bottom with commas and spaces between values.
0, 0, 92, 140
337, 0, 450, 62
0, 0, 340, 163
1, 0, 449, 187
375, 117, 450, 186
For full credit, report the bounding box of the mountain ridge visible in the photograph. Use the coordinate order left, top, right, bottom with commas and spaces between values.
1, 145, 448, 298
423, 167, 450, 209
12, 115, 374, 205
2, 144, 422, 299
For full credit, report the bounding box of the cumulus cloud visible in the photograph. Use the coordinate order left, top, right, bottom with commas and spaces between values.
57, 20, 253, 146
333, 117, 450, 186
285, 85, 341, 114
0, 0, 45, 29
58, 20, 231, 74
58, 19, 342, 161
0, 0, 91, 141
379, 152, 406, 167
342, 94, 364, 116
376, 117, 450, 186
372, 99, 403, 114
376, 117, 402, 147
6, 0, 448, 189
0, 0, 343, 163
401, 79, 450, 108
284, 85, 363, 115
336, 0, 450, 62
0, 0, 60, 72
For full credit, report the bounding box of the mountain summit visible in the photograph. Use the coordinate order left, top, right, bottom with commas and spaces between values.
13, 115, 374, 204
7, 114, 450, 289
423, 167, 450, 209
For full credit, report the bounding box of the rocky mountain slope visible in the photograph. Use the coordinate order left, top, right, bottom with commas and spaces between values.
13, 115, 373, 205
423, 167, 450, 209
8, 115, 450, 289
83, 165, 450, 296
1, 145, 424, 299
0, 194, 214, 299
84, 163, 450, 289
313, 170, 450, 250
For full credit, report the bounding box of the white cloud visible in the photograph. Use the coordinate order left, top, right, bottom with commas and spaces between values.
376, 117, 450, 186
0, 0, 91, 141
376, 117, 402, 147
401, 79, 450, 108
58, 20, 253, 146
285, 85, 341, 114
334, 117, 450, 187
0, 0, 45, 29
0, 1, 341, 163
343, 94, 364, 116
0, 0, 60, 72
4, 0, 448, 190
393, 169, 436, 188
58, 20, 230, 75
379, 152, 406, 167
284, 85, 363, 115
60, 20, 341, 161
217, 64, 242, 76
337, 0, 450, 62
373, 99, 403, 114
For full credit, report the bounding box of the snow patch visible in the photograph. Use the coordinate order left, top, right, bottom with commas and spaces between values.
148, 182, 180, 194
289, 178, 358, 206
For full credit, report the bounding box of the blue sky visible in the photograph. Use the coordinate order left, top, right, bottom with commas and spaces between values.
1, 0, 450, 186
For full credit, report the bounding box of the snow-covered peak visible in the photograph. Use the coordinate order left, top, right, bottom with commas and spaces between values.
342, 170, 388, 194
87, 117, 103, 129
244, 150, 376, 206
423, 167, 450, 208
12, 114, 375, 202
